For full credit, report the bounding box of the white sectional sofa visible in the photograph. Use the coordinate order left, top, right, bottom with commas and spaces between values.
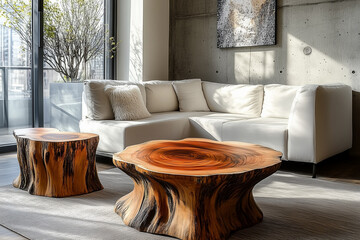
80, 79, 352, 177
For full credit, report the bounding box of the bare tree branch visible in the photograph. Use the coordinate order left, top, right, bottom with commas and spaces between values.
0, 0, 114, 82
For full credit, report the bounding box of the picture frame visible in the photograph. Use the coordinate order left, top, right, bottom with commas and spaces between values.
217, 0, 276, 48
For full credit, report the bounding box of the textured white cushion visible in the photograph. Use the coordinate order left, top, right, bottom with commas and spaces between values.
105, 85, 151, 121
261, 84, 300, 118
172, 79, 210, 112
84, 80, 146, 120
144, 81, 178, 113
202, 81, 264, 117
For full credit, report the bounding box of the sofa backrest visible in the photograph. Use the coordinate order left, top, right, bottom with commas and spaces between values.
83, 79, 301, 120
202, 81, 264, 117
261, 84, 300, 119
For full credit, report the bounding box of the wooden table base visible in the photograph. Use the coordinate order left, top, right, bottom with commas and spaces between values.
113, 139, 282, 240
13, 128, 103, 197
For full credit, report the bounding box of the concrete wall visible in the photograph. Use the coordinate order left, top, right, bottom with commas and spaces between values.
117, 0, 169, 82
169, 0, 360, 155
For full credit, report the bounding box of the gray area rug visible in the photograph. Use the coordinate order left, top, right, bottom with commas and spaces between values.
0, 169, 359, 240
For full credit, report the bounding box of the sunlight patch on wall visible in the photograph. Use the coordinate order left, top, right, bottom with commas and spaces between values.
249, 50, 276, 83
234, 50, 276, 84
286, 34, 351, 87
129, 0, 143, 83
234, 52, 250, 84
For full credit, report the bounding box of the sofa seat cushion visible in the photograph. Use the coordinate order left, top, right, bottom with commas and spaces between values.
202, 81, 264, 117
79, 111, 210, 153
222, 118, 289, 159
189, 113, 250, 140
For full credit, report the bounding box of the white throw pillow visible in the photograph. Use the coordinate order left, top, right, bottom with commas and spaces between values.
144, 81, 179, 113
105, 85, 151, 121
202, 81, 264, 117
261, 84, 300, 118
84, 80, 146, 120
172, 79, 210, 112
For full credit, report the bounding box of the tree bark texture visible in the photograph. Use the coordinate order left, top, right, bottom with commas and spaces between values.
113, 138, 282, 240
13, 128, 103, 197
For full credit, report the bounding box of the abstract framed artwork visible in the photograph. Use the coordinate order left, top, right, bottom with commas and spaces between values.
217, 0, 276, 48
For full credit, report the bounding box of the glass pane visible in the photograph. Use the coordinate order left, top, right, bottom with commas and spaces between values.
7, 69, 32, 128
0, 0, 32, 146
43, 0, 105, 132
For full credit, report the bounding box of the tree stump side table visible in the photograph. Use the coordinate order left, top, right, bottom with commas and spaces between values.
13, 128, 103, 197
113, 138, 282, 240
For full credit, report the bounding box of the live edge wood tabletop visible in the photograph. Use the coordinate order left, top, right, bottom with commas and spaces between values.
13, 128, 103, 197
113, 138, 282, 240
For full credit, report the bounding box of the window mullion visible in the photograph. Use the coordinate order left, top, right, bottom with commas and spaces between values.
31, 0, 44, 127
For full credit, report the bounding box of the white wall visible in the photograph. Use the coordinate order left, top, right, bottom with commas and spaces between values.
117, 0, 169, 82
143, 0, 169, 81
116, 0, 131, 80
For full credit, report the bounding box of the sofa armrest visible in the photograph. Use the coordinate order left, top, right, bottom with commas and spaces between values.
288, 85, 318, 163
288, 84, 352, 163
315, 84, 352, 161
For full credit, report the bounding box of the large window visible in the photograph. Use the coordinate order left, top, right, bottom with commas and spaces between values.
0, 0, 32, 147
0, 0, 116, 148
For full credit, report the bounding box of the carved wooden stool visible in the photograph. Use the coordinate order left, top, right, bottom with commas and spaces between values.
13, 128, 103, 197
113, 138, 281, 240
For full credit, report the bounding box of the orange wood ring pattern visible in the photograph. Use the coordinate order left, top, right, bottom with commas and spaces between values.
13, 128, 103, 197
113, 138, 282, 240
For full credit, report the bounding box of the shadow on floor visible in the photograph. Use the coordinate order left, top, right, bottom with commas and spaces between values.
280, 151, 360, 184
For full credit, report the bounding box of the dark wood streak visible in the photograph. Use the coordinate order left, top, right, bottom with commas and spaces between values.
85, 137, 103, 193
113, 138, 282, 240
13, 128, 103, 197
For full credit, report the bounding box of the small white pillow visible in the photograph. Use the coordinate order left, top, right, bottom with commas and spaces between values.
144, 81, 179, 113
261, 84, 300, 118
105, 85, 151, 120
172, 79, 210, 112
202, 81, 264, 117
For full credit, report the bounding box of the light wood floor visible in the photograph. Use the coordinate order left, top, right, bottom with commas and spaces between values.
0, 151, 359, 239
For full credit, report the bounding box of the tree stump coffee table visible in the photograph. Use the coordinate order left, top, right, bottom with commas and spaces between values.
113, 138, 282, 240
13, 128, 103, 197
